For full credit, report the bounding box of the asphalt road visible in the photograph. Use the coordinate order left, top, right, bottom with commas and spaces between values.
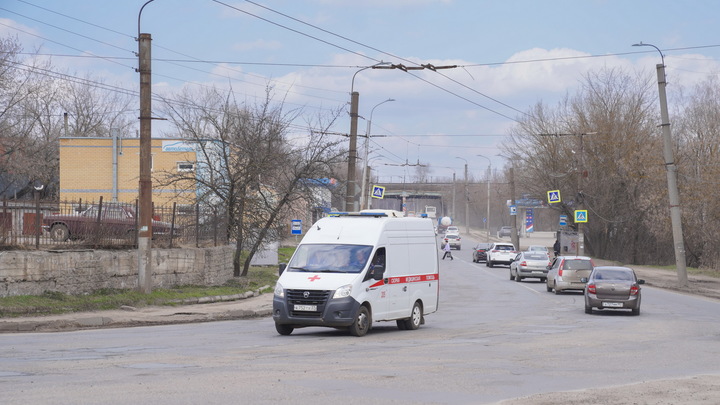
2, 231, 720, 404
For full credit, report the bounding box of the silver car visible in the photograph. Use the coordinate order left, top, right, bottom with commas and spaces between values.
583, 266, 645, 315
546, 255, 595, 294
509, 251, 552, 282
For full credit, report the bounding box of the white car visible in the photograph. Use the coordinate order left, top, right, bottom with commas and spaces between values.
446, 226, 460, 234
486, 242, 517, 268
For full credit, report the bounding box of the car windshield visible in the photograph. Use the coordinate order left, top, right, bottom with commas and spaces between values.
563, 259, 593, 270
495, 245, 514, 251
288, 244, 373, 274
595, 269, 634, 281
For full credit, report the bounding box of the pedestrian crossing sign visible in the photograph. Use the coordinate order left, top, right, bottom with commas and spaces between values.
371, 185, 385, 199
574, 210, 588, 223
547, 190, 561, 204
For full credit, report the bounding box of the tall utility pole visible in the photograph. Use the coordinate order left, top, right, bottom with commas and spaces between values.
360, 98, 394, 210
456, 157, 469, 234
540, 132, 596, 256
509, 166, 519, 249
137, 1, 154, 294
477, 155, 491, 242
346, 90, 359, 211
576, 133, 585, 256
633, 42, 688, 287
347, 63, 457, 211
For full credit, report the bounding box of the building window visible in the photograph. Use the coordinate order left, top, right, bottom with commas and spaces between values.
177, 162, 195, 172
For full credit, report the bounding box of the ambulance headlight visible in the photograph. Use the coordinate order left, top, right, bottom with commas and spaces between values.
274, 282, 284, 298
332, 284, 352, 299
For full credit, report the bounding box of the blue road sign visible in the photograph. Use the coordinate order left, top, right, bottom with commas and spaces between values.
574, 210, 588, 223
547, 190, 561, 203
372, 185, 385, 199
291, 219, 302, 235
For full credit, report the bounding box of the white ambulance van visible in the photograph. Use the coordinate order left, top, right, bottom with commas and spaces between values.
273, 212, 440, 336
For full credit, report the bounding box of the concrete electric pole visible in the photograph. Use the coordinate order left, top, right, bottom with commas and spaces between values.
633, 42, 688, 287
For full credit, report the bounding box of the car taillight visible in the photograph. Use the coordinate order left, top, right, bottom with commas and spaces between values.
520, 261, 527, 267
587, 283, 596, 294
630, 285, 639, 295
558, 265, 563, 276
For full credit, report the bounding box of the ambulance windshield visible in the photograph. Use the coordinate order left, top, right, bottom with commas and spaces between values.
288, 244, 373, 274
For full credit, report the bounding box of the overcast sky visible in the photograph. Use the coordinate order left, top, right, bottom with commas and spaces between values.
3, 0, 720, 183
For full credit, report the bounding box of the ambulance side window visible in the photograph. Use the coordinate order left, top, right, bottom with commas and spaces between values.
364, 248, 386, 281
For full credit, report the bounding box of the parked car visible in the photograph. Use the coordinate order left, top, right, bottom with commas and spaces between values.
42, 204, 178, 242
509, 251, 552, 282
486, 242, 517, 268
472, 243, 492, 263
443, 233, 462, 250
497, 226, 512, 238
546, 255, 595, 294
583, 266, 645, 315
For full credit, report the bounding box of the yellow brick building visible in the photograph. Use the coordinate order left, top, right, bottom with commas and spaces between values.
59, 137, 197, 206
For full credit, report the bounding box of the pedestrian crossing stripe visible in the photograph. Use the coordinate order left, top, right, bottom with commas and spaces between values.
547, 190, 561, 203
372, 185, 385, 199
574, 210, 588, 223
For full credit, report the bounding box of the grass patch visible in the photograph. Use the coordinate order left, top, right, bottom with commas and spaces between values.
0, 266, 279, 318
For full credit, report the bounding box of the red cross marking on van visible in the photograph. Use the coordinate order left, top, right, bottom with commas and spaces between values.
308, 275, 321, 282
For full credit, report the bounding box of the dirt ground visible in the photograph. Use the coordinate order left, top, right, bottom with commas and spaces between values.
498, 260, 720, 405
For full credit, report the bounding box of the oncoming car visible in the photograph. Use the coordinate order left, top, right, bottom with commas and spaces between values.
583, 266, 645, 315
446, 226, 460, 235
443, 234, 462, 250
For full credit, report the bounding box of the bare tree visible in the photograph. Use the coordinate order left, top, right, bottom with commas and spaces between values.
674, 76, 720, 268
156, 85, 346, 276
0, 36, 59, 198
505, 67, 665, 263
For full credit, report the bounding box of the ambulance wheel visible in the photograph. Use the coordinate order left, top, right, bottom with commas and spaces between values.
275, 323, 293, 336
407, 301, 423, 330
349, 305, 371, 337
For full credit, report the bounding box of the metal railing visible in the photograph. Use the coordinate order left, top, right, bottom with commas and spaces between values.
0, 198, 229, 249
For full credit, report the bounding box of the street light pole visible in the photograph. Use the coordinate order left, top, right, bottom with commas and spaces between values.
346, 62, 457, 211
456, 157, 469, 234
137, 0, 155, 294
633, 42, 688, 287
345, 62, 392, 212
360, 98, 394, 210
477, 155, 491, 242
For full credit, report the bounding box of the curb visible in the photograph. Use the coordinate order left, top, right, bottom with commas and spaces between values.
0, 286, 274, 333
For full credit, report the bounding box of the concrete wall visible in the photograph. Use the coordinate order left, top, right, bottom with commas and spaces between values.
0, 246, 236, 297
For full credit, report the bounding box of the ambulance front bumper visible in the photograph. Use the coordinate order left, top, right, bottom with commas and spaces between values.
273, 294, 361, 328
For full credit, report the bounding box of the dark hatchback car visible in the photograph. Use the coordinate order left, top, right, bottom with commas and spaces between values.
42, 204, 177, 242
583, 266, 645, 315
472, 243, 492, 263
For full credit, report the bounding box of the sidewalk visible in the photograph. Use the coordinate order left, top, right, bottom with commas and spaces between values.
0, 290, 274, 333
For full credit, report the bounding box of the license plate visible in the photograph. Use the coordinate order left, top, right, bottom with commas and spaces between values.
294, 304, 317, 311
531, 271, 543, 274
602, 302, 623, 308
